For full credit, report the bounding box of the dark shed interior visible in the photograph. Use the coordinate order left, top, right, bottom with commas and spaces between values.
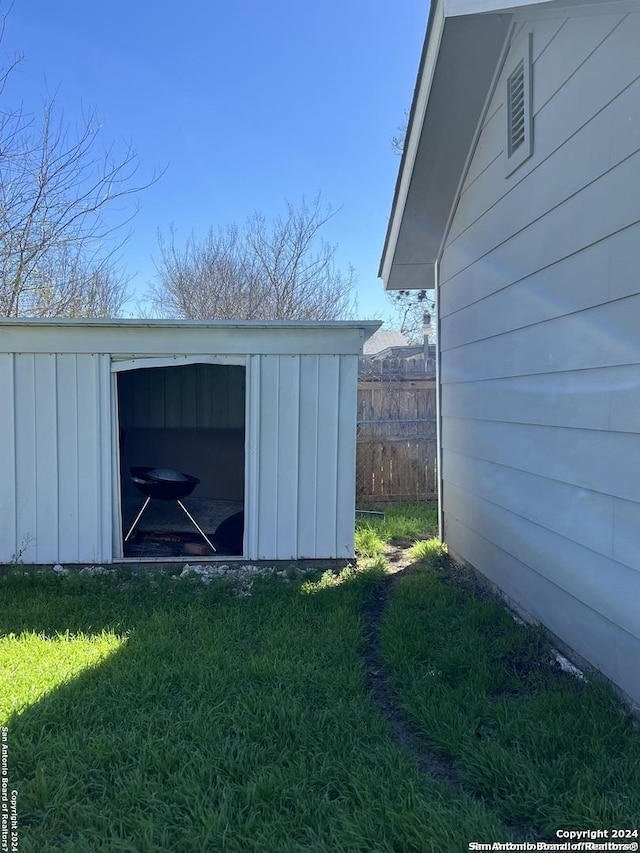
117, 362, 245, 557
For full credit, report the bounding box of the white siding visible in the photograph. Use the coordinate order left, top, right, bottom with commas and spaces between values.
0, 352, 112, 564
440, 8, 640, 704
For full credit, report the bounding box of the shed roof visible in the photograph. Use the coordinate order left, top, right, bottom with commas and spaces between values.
0, 318, 381, 357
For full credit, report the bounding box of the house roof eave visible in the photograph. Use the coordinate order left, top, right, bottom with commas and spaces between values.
379, 2, 513, 291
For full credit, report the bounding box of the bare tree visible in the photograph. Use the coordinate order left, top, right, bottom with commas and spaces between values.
387, 108, 435, 341
19, 245, 128, 318
0, 25, 156, 317
149, 196, 356, 320
387, 289, 435, 343
391, 108, 409, 156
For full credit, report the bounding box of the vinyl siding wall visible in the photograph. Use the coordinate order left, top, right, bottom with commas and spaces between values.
439, 7, 640, 703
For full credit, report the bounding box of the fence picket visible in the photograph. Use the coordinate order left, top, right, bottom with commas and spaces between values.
357, 355, 436, 503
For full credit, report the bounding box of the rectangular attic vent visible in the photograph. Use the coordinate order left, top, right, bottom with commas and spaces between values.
504, 33, 532, 177
508, 61, 526, 156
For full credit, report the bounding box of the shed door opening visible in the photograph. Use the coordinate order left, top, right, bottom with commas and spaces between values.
117, 362, 245, 558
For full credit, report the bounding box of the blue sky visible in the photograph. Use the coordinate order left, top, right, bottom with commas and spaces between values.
2, 0, 428, 323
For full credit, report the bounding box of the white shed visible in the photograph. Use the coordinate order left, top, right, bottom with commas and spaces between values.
0, 319, 379, 565
380, 0, 640, 705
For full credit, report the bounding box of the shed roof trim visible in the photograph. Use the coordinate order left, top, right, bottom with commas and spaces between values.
0, 318, 382, 357
0, 318, 381, 332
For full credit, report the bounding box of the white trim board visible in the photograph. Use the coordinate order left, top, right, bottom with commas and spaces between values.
111, 355, 246, 372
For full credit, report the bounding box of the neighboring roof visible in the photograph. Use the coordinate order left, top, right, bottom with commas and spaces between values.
362, 328, 408, 355
379, 0, 563, 291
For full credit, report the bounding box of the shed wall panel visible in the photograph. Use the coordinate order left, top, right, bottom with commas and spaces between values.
256, 356, 279, 559
252, 353, 356, 560
0, 354, 16, 561
76, 356, 102, 562
439, 8, 640, 704
6, 352, 112, 565
98, 355, 113, 562
245, 355, 261, 560
34, 355, 59, 562
314, 357, 341, 557
336, 356, 358, 559
56, 355, 80, 562
275, 356, 300, 560
297, 357, 320, 558
14, 355, 37, 563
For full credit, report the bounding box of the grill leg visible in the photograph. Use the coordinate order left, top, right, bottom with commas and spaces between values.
124, 496, 151, 542
177, 500, 217, 552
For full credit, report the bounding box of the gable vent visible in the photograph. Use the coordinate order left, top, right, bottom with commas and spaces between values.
507, 60, 526, 156
504, 33, 533, 177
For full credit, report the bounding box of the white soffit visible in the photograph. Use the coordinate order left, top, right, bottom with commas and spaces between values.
380, 1, 512, 290
444, 0, 555, 14
446, 0, 635, 13
379, 0, 446, 291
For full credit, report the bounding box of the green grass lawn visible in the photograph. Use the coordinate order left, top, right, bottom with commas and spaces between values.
382, 568, 640, 837
1, 566, 504, 852
2, 504, 639, 851
355, 502, 438, 552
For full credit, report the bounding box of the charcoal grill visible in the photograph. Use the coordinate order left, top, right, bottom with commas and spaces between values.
125, 466, 216, 552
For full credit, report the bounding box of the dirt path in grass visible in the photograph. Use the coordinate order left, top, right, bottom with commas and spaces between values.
361, 545, 464, 788
361, 543, 532, 842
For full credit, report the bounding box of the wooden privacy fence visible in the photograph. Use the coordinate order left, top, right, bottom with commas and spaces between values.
356, 373, 437, 503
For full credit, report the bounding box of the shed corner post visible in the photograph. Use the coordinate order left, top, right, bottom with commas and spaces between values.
244, 354, 261, 560
109, 363, 123, 561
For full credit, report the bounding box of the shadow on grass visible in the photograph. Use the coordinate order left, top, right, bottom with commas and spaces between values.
1, 568, 507, 853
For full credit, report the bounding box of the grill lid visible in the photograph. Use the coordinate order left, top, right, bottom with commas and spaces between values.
148, 468, 190, 483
